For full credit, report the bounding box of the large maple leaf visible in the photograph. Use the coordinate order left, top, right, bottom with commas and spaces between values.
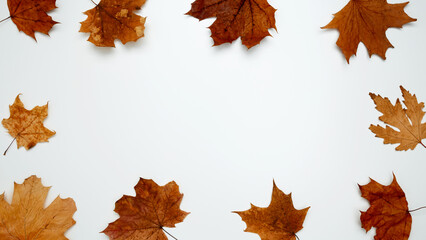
1, 0, 58, 39
234, 181, 309, 240
322, 0, 416, 63
103, 178, 189, 240
369, 86, 426, 151
0, 175, 76, 240
80, 0, 146, 47
359, 175, 411, 240
2, 95, 55, 155
186, 0, 276, 49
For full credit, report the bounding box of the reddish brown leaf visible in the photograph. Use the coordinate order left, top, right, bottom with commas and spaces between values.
6, 0, 58, 39
80, 0, 146, 47
359, 174, 411, 240
0, 175, 76, 240
322, 0, 416, 62
103, 178, 189, 240
187, 0, 276, 49
369, 86, 426, 151
234, 181, 309, 240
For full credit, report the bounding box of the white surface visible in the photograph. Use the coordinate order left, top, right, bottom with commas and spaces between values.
0, 0, 426, 239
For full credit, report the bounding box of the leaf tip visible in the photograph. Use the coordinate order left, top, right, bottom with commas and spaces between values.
369, 92, 377, 100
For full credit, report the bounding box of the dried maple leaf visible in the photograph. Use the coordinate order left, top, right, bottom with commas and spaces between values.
1, 0, 58, 39
2, 94, 56, 155
359, 174, 412, 240
80, 0, 146, 47
322, 0, 416, 63
369, 86, 426, 151
186, 0, 276, 49
234, 181, 309, 240
0, 175, 76, 239
103, 178, 189, 240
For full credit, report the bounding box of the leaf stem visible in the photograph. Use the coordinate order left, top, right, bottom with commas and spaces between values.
409, 206, 426, 213
90, 0, 98, 5
420, 141, 426, 149
4, 136, 17, 156
295, 234, 300, 240
161, 227, 178, 240
0, 16, 11, 24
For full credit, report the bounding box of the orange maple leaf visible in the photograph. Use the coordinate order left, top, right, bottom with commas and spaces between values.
80, 0, 146, 47
2, 95, 55, 155
1, 0, 58, 39
0, 175, 76, 240
359, 175, 412, 240
234, 181, 309, 240
322, 0, 416, 63
186, 0, 276, 49
103, 178, 189, 240
369, 86, 426, 151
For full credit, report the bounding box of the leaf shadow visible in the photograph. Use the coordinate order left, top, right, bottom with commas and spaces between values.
209, 41, 233, 52
88, 44, 115, 55
240, 38, 269, 56
208, 37, 269, 55
122, 36, 147, 53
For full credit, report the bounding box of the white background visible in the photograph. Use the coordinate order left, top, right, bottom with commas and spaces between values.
0, 0, 425, 239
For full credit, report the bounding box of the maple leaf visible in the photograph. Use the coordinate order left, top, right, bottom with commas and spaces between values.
186, 0, 277, 49
234, 181, 309, 240
80, 0, 146, 47
1, 0, 58, 39
103, 178, 189, 240
369, 86, 426, 151
0, 175, 76, 240
359, 174, 412, 240
2, 95, 55, 155
322, 0, 416, 63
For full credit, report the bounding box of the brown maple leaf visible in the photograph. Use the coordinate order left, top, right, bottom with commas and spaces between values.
322, 0, 416, 63
234, 181, 309, 240
369, 86, 426, 151
186, 0, 276, 49
0, 175, 76, 240
1, 0, 58, 39
80, 0, 146, 47
359, 174, 412, 240
2, 95, 56, 155
103, 178, 189, 240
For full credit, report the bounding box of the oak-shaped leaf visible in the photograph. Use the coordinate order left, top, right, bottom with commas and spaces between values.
0, 175, 77, 239
186, 0, 276, 49
103, 178, 189, 240
359, 174, 412, 240
369, 86, 426, 151
80, 0, 146, 47
322, 0, 416, 63
3, 0, 58, 39
2, 95, 55, 155
234, 181, 309, 240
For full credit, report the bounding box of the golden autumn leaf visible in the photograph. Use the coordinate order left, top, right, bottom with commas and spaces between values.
1, 0, 58, 39
2, 95, 55, 155
359, 175, 412, 240
369, 86, 426, 151
80, 0, 146, 47
103, 178, 189, 240
0, 175, 76, 240
186, 0, 276, 49
322, 0, 416, 63
234, 181, 309, 240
